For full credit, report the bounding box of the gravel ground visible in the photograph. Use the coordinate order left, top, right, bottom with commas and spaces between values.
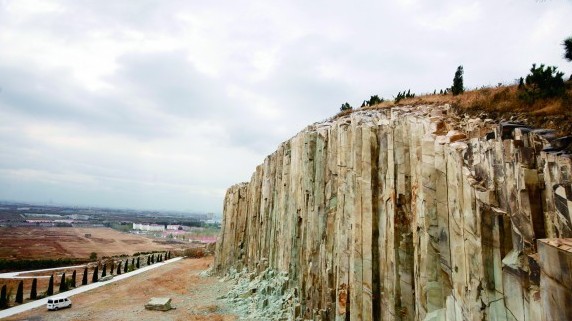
4, 257, 237, 321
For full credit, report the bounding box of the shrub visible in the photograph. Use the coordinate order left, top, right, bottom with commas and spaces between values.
59, 273, 67, 292
89, 252, 97, 261
519, 64, 565, 103
0, 285, 7, 309
47, 275, 54, 296
340, 102, 352, 111
92, 266, 99, 283
82, 267, 88, 285
451, 65, 465, 96
183, 247, 207, 258
15, 281, 23, 304
368, 95, 384, 106
394, 90, 415, 103
30, 278, 37, 300
71, 270, 76, 288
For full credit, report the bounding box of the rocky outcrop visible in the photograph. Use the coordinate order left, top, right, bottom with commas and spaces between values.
214, 105, 572, 321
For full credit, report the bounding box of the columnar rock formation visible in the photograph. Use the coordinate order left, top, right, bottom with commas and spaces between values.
214, 105, 572, 321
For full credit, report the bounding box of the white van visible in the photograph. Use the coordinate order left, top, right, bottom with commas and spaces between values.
47, 297, 72, 310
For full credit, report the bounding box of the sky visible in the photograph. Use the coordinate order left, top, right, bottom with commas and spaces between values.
1, 0, 571, 214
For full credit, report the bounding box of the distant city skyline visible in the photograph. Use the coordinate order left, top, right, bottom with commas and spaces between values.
1, 1, 571, 212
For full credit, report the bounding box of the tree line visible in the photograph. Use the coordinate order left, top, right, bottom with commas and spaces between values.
0, 251, 172, 309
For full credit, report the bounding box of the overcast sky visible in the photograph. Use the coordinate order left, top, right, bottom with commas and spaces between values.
1, 0, 571, 214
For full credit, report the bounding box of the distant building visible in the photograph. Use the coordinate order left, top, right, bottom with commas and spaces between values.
166, 224, 190, 231
132, 223, 165, 231
70, 214, 90, 220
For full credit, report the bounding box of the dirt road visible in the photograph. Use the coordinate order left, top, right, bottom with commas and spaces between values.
5, 257, 237, 321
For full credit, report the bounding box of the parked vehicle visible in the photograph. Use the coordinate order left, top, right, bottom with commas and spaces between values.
47, 297, 72, 310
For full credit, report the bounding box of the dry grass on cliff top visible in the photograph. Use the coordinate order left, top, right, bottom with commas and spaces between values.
347, 82, 572, 135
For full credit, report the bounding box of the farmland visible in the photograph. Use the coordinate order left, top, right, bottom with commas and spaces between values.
0, 227, 185, 261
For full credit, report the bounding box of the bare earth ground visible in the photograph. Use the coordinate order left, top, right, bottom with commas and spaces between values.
4, 256, 238, 321
0, 227, 182, 260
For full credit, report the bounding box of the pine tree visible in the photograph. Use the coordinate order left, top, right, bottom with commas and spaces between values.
451, 65, 464, 96
71, 270, 76, 288
15, 281, 23, 304
47, 275, 54, 296
102, 263, 107, 277
563, 36, 572, 62
30, 278, 37, 300
92, 266, 99, 283
82, 267, 88, 285
0, 284, 7, 308
59, 273, 67, 292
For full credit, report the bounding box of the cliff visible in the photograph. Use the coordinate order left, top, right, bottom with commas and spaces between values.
214, 104, 572, 321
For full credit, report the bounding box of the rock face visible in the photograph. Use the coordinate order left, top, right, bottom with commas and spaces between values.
214, 105, 572, 321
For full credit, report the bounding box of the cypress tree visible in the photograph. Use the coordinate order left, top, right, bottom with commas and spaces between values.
110, 261, 114, 275
124, 260, 128, 273
0, 285, 7, 308
82, 267, 88, 285
117, 262, 122, 275
451, 65, 465, 96
71, 270, 76, 288
136, 257, 140, 269
15, 280, 23, 304
131, 258, 135, 269
151, 255, 155, 264
92, 266, 99, 283
47, 275, 54, 296
30, 278, 37, 300
59, 273, 67, 292
147, 256, 150, 266
102, 263, 107, 277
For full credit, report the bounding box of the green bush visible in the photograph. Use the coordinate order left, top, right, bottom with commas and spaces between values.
394, 90, 415, 103
340, 102, 352, 111
519, 63, 565, 103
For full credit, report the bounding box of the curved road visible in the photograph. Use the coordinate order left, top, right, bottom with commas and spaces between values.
0, 257, 182, 319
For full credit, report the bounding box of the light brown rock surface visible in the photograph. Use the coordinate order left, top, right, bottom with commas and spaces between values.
215, 105, 572, 321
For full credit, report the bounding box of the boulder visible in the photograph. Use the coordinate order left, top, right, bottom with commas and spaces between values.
144, 297, 172, 311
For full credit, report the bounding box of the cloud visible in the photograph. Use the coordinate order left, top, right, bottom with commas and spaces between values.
1, 0, 572, 212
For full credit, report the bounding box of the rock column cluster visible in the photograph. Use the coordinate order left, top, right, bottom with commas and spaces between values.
215, 105, 572, 321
